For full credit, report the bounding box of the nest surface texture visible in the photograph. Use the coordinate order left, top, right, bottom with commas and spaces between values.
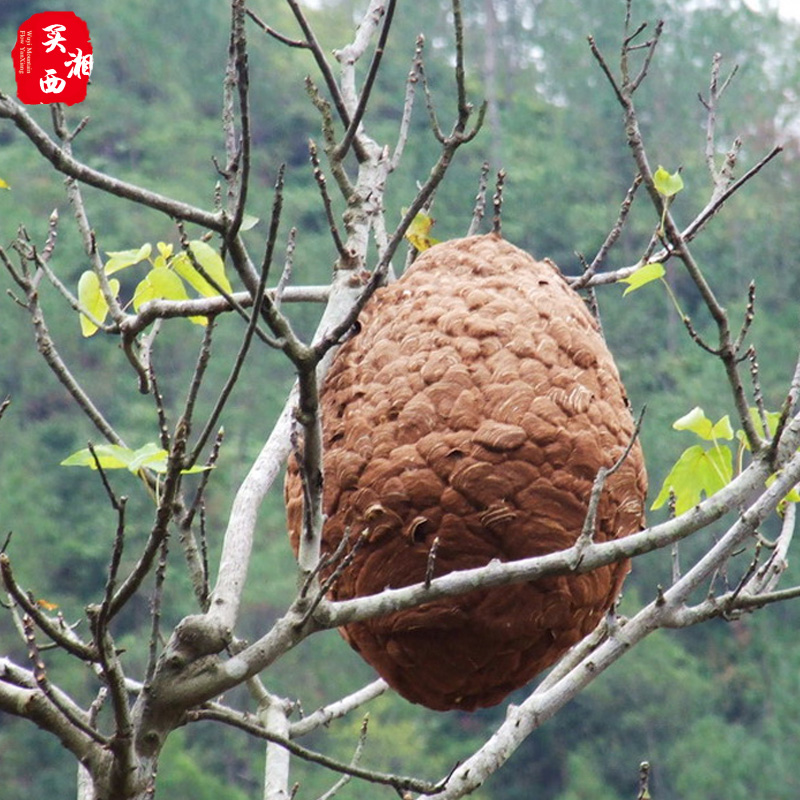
286, 233, 647, 711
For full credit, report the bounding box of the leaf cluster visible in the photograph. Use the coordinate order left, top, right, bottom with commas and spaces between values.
78, 240, 234, 336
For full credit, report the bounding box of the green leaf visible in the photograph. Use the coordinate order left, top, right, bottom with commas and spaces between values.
134, 267, 190, 309
239, 214, 260, 231
125, 442, 169, 472
104, 243, 152, 275
653, 165, 684, 198
77, 271, 120, 337
172, 240, 233, 297
402, 209, 440, 252
62, 442, 211, 474
180, 463, 214, 474
711, 415, 734, 440
651, 443, 733, 514
153, 241, 173, 269
672, 407, 733, 441
61, 444, 142, 471
758, 411, 779, 438
785, 486, 800, 504
61, 443, 167, 473
133, 268, 206, 326
620, 262, 665, 296
737, 407, 784, 450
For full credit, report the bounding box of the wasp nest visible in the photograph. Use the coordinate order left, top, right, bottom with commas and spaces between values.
286, 234, 647, 711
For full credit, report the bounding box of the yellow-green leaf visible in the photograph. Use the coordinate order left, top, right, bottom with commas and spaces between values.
104, 243, 152, 275
153, 242, 173, 269
653, 166, 684, 198
134, 268, 188, 308
711, 415, 734, 440
766, 472, 800, 514
620, 262, 665, 296
651, 443, 733, 514
0, 177, 10, 190
62, 442, 212, 474
240, 214, 260, 231
62, 443, 165, 473
125, 442, 168, 472
757, 409, 782, 438
403, 210, 439, 252
133, 268, 207, 325
173, 240, 233, 297
77, 271, 120, 337
673, 407, 733, 441
61, 444, 136, 470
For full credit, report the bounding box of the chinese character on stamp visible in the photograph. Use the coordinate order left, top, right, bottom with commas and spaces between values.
12, 12, 93, 106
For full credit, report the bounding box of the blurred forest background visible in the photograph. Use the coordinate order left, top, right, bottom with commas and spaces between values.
1, 0, 800, 798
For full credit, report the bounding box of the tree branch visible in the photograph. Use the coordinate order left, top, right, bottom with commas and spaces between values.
0, 91, 222, 230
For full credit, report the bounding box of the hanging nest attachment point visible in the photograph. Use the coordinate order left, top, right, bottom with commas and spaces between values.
286, 234, 647, 711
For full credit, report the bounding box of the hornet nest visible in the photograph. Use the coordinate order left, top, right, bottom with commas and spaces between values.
286, 233, 647, 711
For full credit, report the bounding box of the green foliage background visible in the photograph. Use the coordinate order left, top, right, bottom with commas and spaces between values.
1, 0, 800, 798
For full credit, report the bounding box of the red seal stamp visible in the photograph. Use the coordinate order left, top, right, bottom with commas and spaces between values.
12, 12, 93, 106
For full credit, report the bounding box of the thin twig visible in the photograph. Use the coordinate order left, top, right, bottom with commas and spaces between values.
0, 92, 222, 230
335, 0, 397, 162
309, 140, 347, 259
637, 762, 651, 800
572, 176, 641, 290
424, 536, 441, 590
0, 554, 96, 661
274, 228, 297, 311
589, 23, 764, 452
145, 536, 170, 684
492, 169, 506, 235
224, 0, 252, 242
245, 8, 310, 49
390, 34, 425, 170
87, 606, 135, 776
107, 430, 186, 619
574, 407, 647, 557
317, 714, 370, 800
285, 0, 354, 135
188, 704, 442, 795
290, 679, 388, 738
175, 223, 280, 349
467, 160, 490, 236
23, 615, 108, 745
188, 167, 288, 466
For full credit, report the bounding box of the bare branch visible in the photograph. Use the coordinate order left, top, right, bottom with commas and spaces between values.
285, 0, 354, 134
0, 554, 97, 662
589, 24, 766, 451
491, 169, 506, 235
391, 34, 425, 170
223, 0, 252, 241
190, 703, 440, 795
107, 429, 188, 619
0, 657, 106, 771
309, 140, 347, 259
245, 8, 310, 49
290, 679, 388, 738
572, 176, 641, 290
320, 449, 793, 632
0, 91, 222, 230
23, 615, 108, 746
335, 0, 397, 162
467, 160, 490, 236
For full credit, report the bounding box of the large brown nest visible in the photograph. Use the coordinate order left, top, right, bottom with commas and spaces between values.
286, 234, 647, 711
